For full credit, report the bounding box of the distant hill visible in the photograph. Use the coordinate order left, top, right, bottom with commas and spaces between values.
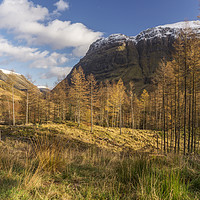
37, 86, 50, 94
0, 69, 35, 91
0, 69, 41, 124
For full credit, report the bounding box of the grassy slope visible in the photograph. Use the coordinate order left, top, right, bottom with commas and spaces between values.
0, 122, 199, 199
41, 122, 160, 153
0, 80, 25, 101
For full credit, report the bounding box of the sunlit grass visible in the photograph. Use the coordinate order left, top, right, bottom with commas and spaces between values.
40, 121, 160, 153
0, 122, 199, 199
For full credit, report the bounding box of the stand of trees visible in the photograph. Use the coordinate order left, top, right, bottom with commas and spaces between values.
0, 28, 199, 154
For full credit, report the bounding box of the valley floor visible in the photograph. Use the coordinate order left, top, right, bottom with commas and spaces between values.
0, 122, 199, 199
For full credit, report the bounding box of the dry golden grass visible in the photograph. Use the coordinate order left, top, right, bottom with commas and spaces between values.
0, 134, 73, 199
41, 122, 161, 153
0, 123, 198, 199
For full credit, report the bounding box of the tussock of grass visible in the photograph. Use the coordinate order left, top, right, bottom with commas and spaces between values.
30, 135, 66, 174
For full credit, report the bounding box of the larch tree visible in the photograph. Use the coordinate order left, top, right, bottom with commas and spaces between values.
7, 75, 15, 126
116, 79, 126, 134
97, 81, 106, 126
105, 80, 111, 127
129, 81, 135, 130
154, 60, 174, 153
69, 66, 88, 126
87, 74, 97, 132
140, 89, 149, 130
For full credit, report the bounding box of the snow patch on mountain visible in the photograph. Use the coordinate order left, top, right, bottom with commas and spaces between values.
91, 34, 134, 49
37, 86, 48, 89
0, 69, 21, 76
89, 21, 200, 53
158, 21, 200, 29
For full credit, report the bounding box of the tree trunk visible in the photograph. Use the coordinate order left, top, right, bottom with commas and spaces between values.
26, 90, 29, 125
163, 85, 166, 153
90, 82, 93, 132
12, 85, 15, 126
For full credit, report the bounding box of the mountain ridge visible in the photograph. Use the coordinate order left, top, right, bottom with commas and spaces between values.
60, 20, 200, 93
88, 20, 200, 54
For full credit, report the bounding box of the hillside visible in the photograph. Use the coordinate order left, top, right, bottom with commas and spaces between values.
0, 122, 160, 153
58, 21, 200, 92
0, 69, 42, 125
0, 80, 24, 101
0, 69, 35, 91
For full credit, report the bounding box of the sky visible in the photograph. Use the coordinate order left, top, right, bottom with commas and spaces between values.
0, 0, 199, 88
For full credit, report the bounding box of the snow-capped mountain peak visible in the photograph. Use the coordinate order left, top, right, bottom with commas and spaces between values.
157, 20, 200, 29
88, 20, 200, 53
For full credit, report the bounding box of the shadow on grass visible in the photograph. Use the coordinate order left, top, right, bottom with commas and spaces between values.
62, 163, 104, 184
0, 176, 18, 199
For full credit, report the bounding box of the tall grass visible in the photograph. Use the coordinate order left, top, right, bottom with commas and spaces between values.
115, 157, 191, 199
30, 135, 66, 174
0, 125, 199, 199
63, 148, 200, 199
0, 134, 68, 199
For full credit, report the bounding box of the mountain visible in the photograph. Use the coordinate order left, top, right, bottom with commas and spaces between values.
0, 69, 35, 90
60, 21, 200, 92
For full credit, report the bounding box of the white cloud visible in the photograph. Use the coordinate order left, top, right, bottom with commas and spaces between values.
72, 45, 91, 57
30, 52, 69, 69
0, 0, 103, 57
0, 36, 72, 80
0, 0, 103, 86
0, 37, 68, 69
41, 66, 72, 79
54, 0, 69, 12
0, 0, 48, 29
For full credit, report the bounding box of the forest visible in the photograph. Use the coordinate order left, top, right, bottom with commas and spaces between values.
0, 28, 199, 155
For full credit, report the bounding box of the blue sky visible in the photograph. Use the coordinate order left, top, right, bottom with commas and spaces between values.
0, 0, 199, 88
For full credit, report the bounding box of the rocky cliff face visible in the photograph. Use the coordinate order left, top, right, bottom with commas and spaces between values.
65, 21, 200, 92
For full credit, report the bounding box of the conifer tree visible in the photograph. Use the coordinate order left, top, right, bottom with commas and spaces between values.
69, 66, 87, 126
97, 81, 106, 126
129, 81, 135, 130
154, 60, 174, 152
140, 89, 149, 130
116, 79, 126, 134
87, 74, 97, 132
